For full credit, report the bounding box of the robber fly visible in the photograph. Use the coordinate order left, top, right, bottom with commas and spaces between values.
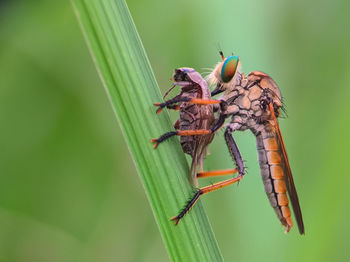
152, 52, 304, 234
152, 68, 218, 186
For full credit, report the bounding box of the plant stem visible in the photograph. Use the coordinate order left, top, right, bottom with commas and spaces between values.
71, 0, 223, 261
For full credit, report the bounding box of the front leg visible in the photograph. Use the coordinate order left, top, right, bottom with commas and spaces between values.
154, 97, 224, 114
150, 115, 225, 149
151, 100, 228, 148
151, 129, 211, 149
154, 95, 187, 114
211, 88, 224, 97
224, 126, 245, 176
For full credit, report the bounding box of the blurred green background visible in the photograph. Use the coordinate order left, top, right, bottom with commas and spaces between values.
1, 0, 350, 261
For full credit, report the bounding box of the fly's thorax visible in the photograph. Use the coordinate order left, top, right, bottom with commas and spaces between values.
219, 82, 260, 130
247, 71, 282, 108
220, 71, 283, 132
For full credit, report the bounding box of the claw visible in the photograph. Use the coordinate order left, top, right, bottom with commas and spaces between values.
154, 103, 164, 114
170, 216, 180, 226
150, 138, 159, 149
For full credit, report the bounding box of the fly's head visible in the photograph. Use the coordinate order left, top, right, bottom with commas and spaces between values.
208, 51, 240, 95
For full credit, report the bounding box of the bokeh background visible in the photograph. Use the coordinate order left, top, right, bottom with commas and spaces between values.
1, 0, 350, 261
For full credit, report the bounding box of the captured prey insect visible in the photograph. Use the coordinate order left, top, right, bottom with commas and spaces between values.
151, 68, 235, 186
152, 52, 304, 234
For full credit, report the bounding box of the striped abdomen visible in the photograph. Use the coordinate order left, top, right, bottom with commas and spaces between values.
256, 128, 293, 232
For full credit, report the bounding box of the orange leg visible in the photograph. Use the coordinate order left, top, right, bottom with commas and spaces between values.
171, 174, 244, 225
151, 129, 211, 149
154, 97, 222, 114
185, 98, 222, 105
197, 168, 238, 178
171, 126, 246, 225
152, 100, 228, 149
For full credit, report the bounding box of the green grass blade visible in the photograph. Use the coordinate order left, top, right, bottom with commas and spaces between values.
71, 0, 223, 261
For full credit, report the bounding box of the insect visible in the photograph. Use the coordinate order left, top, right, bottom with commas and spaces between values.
152, 52, 304, 234
152, 68, 219, 186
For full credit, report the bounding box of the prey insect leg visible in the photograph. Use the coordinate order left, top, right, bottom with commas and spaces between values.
163, 81, 192, 99
171, 126, 246, 225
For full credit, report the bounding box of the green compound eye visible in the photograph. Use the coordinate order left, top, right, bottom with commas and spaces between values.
221, 55, 239, 83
